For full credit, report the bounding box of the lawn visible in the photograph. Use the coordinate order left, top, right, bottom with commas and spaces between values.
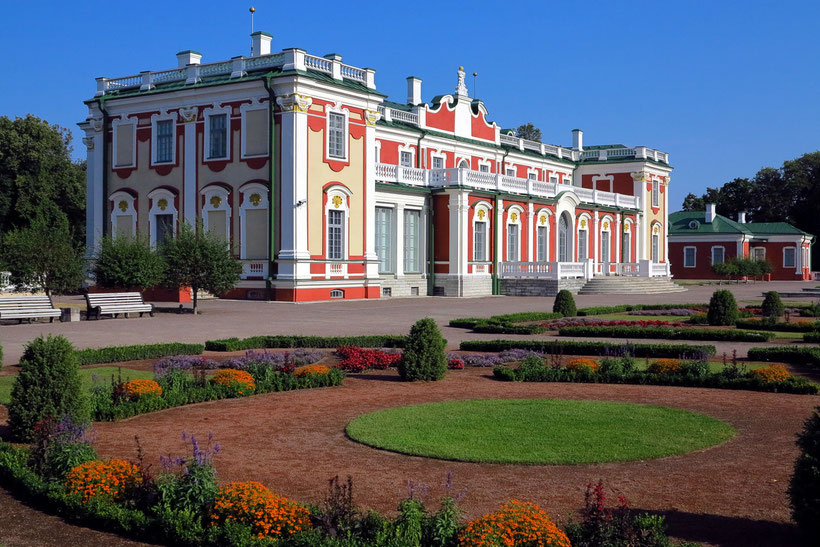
346, 399, 735, 465
0, 367, 153, 405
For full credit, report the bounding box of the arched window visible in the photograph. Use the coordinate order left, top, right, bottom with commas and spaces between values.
577, 216, 590, 261
239, 183, 269, 259
506, 208, 522, 261
109, 191, 136, 239
201, 186, 231, 244
600, 217, 613, 265
325, 186, 351, 260
622, 221, 632, 263
558, 213, 571, 262
535, 210, 550, 262
147, 189, 178, 248
458, 159, 469, 169
652, 223, 662, 263
473, 203, 490, 262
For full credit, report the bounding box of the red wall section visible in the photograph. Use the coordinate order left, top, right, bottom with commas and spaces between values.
471, 111, 496, 141
378, 139, 400, 164
433, 194, 450, 267
612, 173, 635, 196
669, 241, 739, 279
425, 102, 455, 132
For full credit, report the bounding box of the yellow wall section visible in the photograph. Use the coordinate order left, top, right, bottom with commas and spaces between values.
307, 127, 365, 257
645, 179, 666, 261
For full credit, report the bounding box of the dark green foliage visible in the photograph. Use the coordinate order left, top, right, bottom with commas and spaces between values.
789, 406, 820, 540
460, 339, 716, 359
806, 332, 820, 343
800, 303, 820, 317
748, 346, 820, 367
577, 303, 707, 316
598, 357, 636, 376
205, 335, 406, 352
93, 235, 165, 291
1, 213, 85, 295
30, 416, 97, 480
74, 343, 205, 365
448, 312, 560, 334
553, 290, 577, 317
558, 325, 772, 342
8, 335, 88, 441
736, 319, 819, 332
0, 342, 3, 370
515, 122, 541, 142
761, 291, 784, 319
707, 290, 739, 326
399, 318, 447, 381
159, 221, 242, 312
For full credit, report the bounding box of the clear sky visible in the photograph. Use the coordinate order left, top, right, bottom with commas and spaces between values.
1, 1, 818, 210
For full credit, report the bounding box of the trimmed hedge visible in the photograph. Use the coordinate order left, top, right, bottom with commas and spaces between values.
736, 320, 820, 332
0, 341, 3, 370
558, 326, 773, 342
748, 346, 820, 367
448, 312, 562, 334
805, 333, 820, 343
577, 303, 707, 316
205, 335, 407, 352
460, 339, 716, 359
74, 343, 205, 366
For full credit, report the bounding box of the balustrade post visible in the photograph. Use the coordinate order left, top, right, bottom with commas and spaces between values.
140, 71, 154, 91
95, 77, 108, 96
230, 56, 247, 79
185, 64, 201, 85
324, 53, 343, 80
282, 48, 307, 71
364, 68, 376, 90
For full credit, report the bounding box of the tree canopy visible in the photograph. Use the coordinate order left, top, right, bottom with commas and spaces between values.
516, 123, 542, 143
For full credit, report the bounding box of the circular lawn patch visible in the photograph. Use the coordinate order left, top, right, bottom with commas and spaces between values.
346, 398, 735, 465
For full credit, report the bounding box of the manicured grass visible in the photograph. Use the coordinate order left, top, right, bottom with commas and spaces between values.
742, 329, 805, 339
0, 367, 152, 405
346, 399, 735, 465
595, 313, 689, 322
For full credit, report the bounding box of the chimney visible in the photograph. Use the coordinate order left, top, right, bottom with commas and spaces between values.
176, 50, 202, 68
250, 31, 272, 57
407, 76, 422, 105
738, 211, 746, 224
572, 129, 583, 151
705, 203, 717, 224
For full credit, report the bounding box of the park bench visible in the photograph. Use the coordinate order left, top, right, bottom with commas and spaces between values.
85, 292, 154, 320
0, 295, 62, 324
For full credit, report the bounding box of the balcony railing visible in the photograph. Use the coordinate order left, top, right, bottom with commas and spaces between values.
376, 164, 641, 209
501, 260, 669, 280
580, 146, 669, 164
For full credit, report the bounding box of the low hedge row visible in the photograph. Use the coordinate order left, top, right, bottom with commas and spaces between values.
0, 341, 3, 369
492, 364, 818, 395
459, 339, 716, 359
75, 343, 205, 366
205, 335, 407, 352
576, 303, 707, 316
748, 346, 820, 366
558, 326, 773, 342
805, 333, 820, 343
448, 312, 561, 334
736, 320, 820, 332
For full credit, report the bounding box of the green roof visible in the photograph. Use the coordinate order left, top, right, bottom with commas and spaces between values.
743, 222, 813, 236
669, 211, 814, 238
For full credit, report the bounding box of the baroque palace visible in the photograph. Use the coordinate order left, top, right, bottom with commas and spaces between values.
80, 32, 674, 302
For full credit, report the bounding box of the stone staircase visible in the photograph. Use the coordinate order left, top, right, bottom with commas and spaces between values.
578, 276, 687, 295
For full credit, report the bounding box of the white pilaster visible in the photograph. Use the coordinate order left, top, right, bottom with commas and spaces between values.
395, 204, 405, 277
663, 177, 670, 262
495, 198, 504, 269
81, 117, 104, 257
593, 211, 599, 272
447, 189, 470, 278
180, 106, 198, 226
615, 213, 621, 264
364, 109, 380, 280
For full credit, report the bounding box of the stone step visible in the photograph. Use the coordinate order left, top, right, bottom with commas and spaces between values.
578, 276, 686, 295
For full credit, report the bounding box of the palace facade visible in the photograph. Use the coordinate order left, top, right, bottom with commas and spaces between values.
80, 32, 673, 301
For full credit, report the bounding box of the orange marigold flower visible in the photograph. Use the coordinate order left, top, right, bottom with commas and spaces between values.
212, 369, 256, 396
121, 378, 162, 400
647, 358, 681, 374
65, 459, 141, 503
565, 358, 599, 372
211, 481, 311, 539
293, 364, 331, 377
458, 500, 570, 547
749, 364, 791, 383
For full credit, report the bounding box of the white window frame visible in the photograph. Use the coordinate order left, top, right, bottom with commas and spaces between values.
404, 208, 423, 274
711, 246, 725, 266
536, 209, 550, 262
550, 174, 559, 184
430, 151, 445, 170
238, 183, 269, 260
111, 116, 137, 168
147, 188, 178, 248
683, 246, 697, 268
325, 185, 351, 260
109, 191, 137, 239
325, 104, 349, 162
752, 247, 765, 261
457, 158, 470, 169
652, 178, 660, 207
201, 186, 232, 245
576, 215, 591, 260
473, 203, 491, 263
506, 206, 523, 262
151, 112, 177, 165
203, 104, 232, 162
783, 246, 796, 269
505, 167, 516, 177
375, 205, 395, 274
240, 102, 269, 159
564, 173, 573, 186
477, 158, 492, 173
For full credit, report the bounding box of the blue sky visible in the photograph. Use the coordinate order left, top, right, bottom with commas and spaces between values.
1, 1, 818, 210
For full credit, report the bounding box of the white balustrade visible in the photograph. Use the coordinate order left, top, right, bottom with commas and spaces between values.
499, 134, 519, 146
499, 175, 527, 194
618, 263, 640, 276
500, 261, 557, 279
241, 261, 269, 279
340, 64, 366, 82
390, 109, 419, 125
304, 54, 333, 74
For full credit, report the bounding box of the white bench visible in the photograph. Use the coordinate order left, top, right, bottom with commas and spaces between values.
85, 292, 154, 320
0, 295, 62, 324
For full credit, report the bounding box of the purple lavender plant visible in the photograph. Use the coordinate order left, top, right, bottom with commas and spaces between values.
154, 355, 218, 377
498, 348, 544, 363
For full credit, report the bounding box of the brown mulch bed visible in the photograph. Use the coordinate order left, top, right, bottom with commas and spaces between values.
86, 367, 820, 547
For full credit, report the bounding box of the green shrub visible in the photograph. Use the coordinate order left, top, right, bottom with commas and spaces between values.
736, 319, 819, 332
707, 290, 739, 326
74, 343, 205, 365
460, 340, 715, 359
761, 291, 784, 319
8, 335, 88, 442
806, 332, 820, 343
800, 303, 820, 317
30, 416, 97, 479
553, 290, 577, 317
577, 303, 707, 316
93, 235, 165, 291
598, 357, 636, 376
789, 406, 820, 541
205, 335, 406, 352
399, 318, 447, 382
747, 346, 820, 367
558, 325, 772, 342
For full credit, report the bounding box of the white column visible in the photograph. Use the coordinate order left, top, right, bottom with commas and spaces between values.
180, 107, 198, 226
615, 213, 621, 265
663, 177, 670, 262
636, 213, 644, 261
447, 189, 470, 283
593, 211, 599, 272
527, 202, 534, 262
82, 117, 104, 257
275, 93, 312, 280
395, 204, 405, 277
364, 110, 380, 280
495, 198, 504, 264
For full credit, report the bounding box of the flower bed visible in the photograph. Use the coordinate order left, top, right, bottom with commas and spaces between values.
65, 459, 141, 503
544, 318, 686, 329
558, 325, 773, 342
211, 369, 256, 396
736, 319, 820, 332
460, 339, 716, 360
205, 334, 406, 352
566, 358, 600, 372
459, 500, 570, 547
211, 481, 311, 540
336, 346, 402, 372
749, 364, 791, 383
120, 379, 162, 401
293, 364, 331, 377
646, 359, 682, 374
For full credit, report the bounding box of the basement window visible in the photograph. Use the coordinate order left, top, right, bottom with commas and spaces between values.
330, 289, 344, 299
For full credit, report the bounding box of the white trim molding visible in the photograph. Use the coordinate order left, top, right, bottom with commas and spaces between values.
109, 191, 137, 239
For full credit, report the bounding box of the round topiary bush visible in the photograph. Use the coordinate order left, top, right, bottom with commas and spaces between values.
789, 406, 820, 541
8, 335, 88, 442
553, 290, 577, 317
707, 289, 739, 326
398, 318, 447, 381
761, 291, 784, 319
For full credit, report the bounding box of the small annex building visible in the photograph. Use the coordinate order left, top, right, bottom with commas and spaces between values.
668, 205, 814, 280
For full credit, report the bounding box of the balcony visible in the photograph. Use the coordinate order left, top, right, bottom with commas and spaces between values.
376, 164, 641, 209
500, 260, 670, 280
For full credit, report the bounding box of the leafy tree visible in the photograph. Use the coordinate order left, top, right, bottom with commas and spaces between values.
0, 213, 85, 295
789, 406, 820, 541
681, 193, 705, 212
7, 335, 88, 442
711, 261, 738, 283
93, 235, 165, 291
398, 318, 447, 381
516, 123, 541, 142
159, 221, 242, 313
553, 290, 577, 317
707, 290, 739, 326
0, 115, 86, 244
761, 291, 784, 319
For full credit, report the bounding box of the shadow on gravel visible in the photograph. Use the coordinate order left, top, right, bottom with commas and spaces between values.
639, 508, 800, 547
346, 373, 404, 382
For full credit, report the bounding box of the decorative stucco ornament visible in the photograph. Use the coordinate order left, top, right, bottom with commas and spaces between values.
510, 212, 518, 223
539, 216, 546, 226
477, 209, 486, 220
118, 200, 128, 212
455, 66, 468, 96
249, 193, 262, 207
210, 196, 222, 208
158, 199, 168, 211
332, 195, 343, 208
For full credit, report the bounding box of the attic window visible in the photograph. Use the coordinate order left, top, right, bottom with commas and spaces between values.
688, 220, 700, 229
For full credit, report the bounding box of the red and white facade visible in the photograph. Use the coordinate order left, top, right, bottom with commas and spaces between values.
80, 33, 673, 301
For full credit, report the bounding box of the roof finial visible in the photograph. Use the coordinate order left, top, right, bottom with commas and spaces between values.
455, 66, 468, 96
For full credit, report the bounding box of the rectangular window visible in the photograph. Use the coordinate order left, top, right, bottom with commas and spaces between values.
474, 222, 487, 262
244, 208, 268, 259
243, 109, 267, 157
404, 210, 422, 274
208, 114, 227, 159
432, 156, 444, 169
622, 232, 631, 262
784, 247, 796, 268
652, 180, 660, 207
479, 164, 490, 173
327, 210, 344, 260
565, 175, 573, 186
684, 246, 696, 267
155, 214, 174, 246
114, 122, 135, 167
537, 226, 548, 262
328, 112, 346, 159
753, 247, 765, 261
207, 210, 227, 241
653, 235, 660, 263
375, 207, 393, 274
528, 172, 537, 180
507, 224, 519, 261
712, 246, 725, 265
578, 229, 587, 260
550, 175, 558, 184
156, 120, 173, 163
506, 168, 516, 177
115, 215, 133, 238
400, 151, 412, 167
